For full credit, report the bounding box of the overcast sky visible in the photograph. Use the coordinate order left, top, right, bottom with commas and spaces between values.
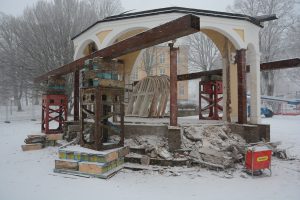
0, 0, 235, 16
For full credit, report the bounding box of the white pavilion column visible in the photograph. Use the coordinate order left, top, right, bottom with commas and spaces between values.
250, 52, 261, 124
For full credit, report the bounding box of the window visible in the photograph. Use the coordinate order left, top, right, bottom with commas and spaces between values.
159, 53, 165, 64
132, 70, 138, 80
179, 84, 184, 96
159, 67, 165, 75
149, 69, 153, 76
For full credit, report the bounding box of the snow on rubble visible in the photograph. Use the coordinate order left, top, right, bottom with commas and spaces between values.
124, 125, 246, 169
0, 109, 300, 200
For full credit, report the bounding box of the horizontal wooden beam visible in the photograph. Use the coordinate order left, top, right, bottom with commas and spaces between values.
260, 58, 300, 71
177, 69, 222, 81
34, 14, 200, 83
178, 58, 300, 81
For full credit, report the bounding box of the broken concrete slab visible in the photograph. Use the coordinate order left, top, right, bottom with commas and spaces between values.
156, 147, 172, 160
183, 126, 204, 141
141, 155, 150, 165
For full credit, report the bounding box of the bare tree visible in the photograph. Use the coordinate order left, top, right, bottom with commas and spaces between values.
184, 32, 221, 73
88, 0, 123, 19
281, 15, 300, 87
0, 14, 31, 111
0, 0, 123, 112
228, 0, 297, 96
142, 47, 158, 76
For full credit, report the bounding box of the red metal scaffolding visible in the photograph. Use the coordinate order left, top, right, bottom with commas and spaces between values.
199, 80, 223, 120
41, 94, 68, 134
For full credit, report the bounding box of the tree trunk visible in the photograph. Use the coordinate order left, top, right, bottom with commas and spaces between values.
25, 89, 28, 106
34, 89, 39, 105
16, 98, 22, 112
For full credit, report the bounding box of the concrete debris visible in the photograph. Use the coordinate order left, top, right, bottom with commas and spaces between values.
141, 155, 150, 165
182, 125, 246, 169
156, 147, 173, 160
254, 141, 294, 160
184, 126, 204, 141
124, 125, 246, 170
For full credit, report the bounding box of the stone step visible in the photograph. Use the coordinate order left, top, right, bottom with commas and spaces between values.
124, 154, 189, 167
129, 146, 146, 155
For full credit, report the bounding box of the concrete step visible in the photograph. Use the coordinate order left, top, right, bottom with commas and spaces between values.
124, 154, 189, 167
129, 146, 146, 155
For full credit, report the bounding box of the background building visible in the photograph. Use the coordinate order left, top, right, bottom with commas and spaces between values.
130, 45, 189, 101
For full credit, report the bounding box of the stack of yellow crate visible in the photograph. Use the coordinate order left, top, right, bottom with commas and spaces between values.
54, 145, 129, 179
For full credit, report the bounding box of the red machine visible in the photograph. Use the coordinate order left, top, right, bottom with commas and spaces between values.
245, 145, 272, 176
41, 94, 68, 134
199, 80, 223, 120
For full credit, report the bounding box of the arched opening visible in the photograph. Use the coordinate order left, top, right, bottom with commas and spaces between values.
83, 41, 98, 56
107, 28, 148, 85
74, 39, 99, 60
184, 28, 241, 122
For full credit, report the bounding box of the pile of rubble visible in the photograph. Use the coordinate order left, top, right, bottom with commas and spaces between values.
124, 125, 246, 170
182, 125, 246, 169
125, 135, 172, 160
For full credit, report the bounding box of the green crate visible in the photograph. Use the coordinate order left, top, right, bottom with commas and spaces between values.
66, 151, 74, 160
58, 150, 66, 159
80, 153, 89, 162
74, 152, 81, 161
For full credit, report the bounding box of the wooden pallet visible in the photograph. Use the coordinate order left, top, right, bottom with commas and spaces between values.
54, 165, 123, 179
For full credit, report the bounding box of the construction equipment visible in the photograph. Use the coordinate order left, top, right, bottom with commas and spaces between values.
199, 75, 223, 120
41, 94, 68, 134
245, 145, 272, 176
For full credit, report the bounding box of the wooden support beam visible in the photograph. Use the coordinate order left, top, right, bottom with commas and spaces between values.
177, 69, 222, 81
73, 70, 79, 121
236, 49, 247, 124
178, 58, 300, 81
34, 14, 200, 83
247, 58, 300, 72
169, 43, 178, 126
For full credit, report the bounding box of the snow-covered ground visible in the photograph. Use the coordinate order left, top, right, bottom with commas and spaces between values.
0, 107, 299, 200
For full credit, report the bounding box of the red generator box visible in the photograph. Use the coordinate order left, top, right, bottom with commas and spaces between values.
245, 145, 272, 176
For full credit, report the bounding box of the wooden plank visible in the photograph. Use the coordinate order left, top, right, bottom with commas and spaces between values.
79, 162, 106, 174
46, 133, 63, 141
34, 15, 200, 83
21, 143, 43, 151
55, 159, 79, 171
